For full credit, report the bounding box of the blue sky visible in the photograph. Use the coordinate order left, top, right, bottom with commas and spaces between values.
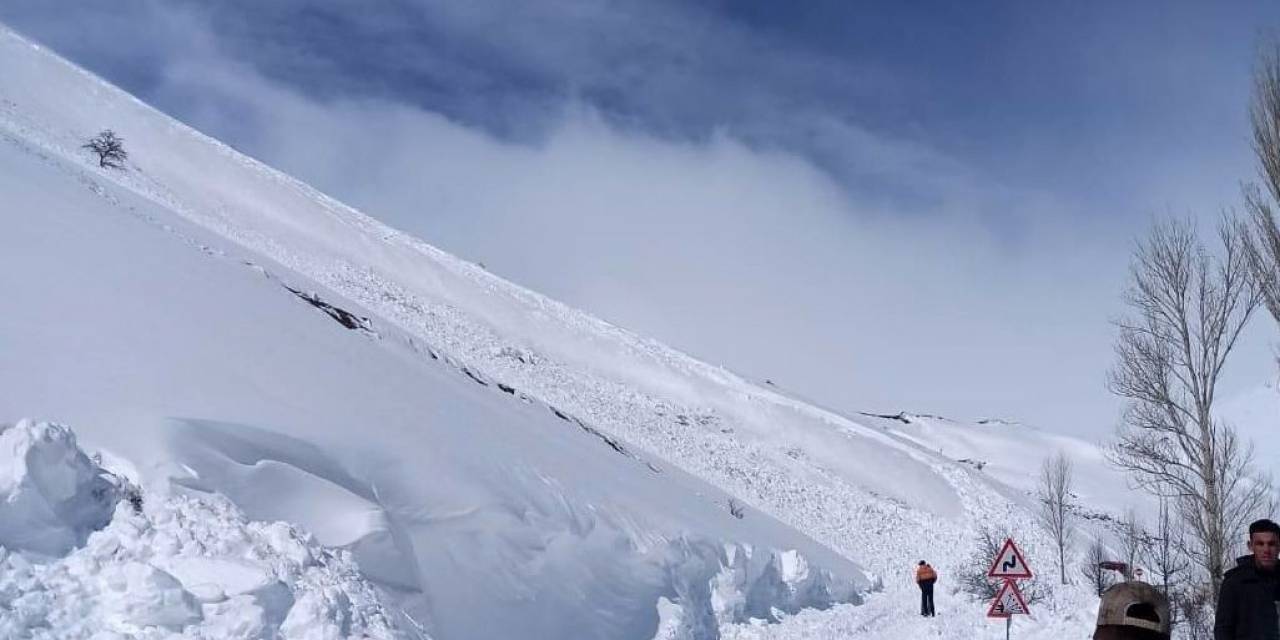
3, 1, 1278, 436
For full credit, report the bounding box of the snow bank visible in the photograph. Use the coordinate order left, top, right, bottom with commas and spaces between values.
158, 419, 867, 640
0, 419, 418, 640
0, 419, 117, 556
165, 418, 423, 593
0, 417, 857, 640
656, 540, 859, 639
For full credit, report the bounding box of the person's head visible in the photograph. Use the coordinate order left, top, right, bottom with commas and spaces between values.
1248, 519, 1280, 569
918, 560, 926, 566
1093, 582, 1170, 640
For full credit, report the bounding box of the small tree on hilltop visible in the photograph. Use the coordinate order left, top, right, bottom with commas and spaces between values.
83, 129, 127, 169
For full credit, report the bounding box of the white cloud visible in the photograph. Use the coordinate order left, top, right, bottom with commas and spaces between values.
142, 52, 1147, 435
2, 1, 1275, 438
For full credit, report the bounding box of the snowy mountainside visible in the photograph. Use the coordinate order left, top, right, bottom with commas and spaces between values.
0, 25, 864, 640
866, 412, 1136, 517
0, 22, 1188, 639
0, 108, 861, 640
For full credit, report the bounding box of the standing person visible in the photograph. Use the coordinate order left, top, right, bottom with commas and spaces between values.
1214, 518, 1280, 640
1093, 581, 1171, 640
916, 560, 937, 617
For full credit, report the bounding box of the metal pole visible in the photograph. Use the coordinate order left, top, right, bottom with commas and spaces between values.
1005, 616, 1011, 640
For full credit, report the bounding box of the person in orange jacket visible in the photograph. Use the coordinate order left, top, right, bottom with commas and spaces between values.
916, 560, 938, 617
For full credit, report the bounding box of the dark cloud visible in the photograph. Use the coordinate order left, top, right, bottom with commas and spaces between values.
0, 2, 1276, 437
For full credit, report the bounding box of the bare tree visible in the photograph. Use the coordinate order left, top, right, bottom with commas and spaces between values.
1244, 43, 1280, 334
959, 525, 1047, 603
1240, 190, 1280, 336
1150, 494, 1191, 632
959, 525, 1007, 600
1173, 584, 1215, 640
1107, 217, 1264, 600
82, 129, 127, 169
1114, 508, 1151, 581
1081, 538, 1113, 596
1036, 451, 1074, 585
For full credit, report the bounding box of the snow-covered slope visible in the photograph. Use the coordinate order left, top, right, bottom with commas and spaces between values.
0, 22, 1220, 640
0, 25, 867, 640
0, 101, 862, 638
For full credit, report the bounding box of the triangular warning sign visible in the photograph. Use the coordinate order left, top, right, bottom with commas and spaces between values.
986, 579, 1031, 618
987, 538, 1033, 579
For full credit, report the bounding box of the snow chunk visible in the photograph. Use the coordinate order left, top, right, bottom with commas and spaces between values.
0, 492, 412, 639
99, 561, 203, 629
656, 539, 859, 639
154, 556, 273, 599
281, 589, 354, 640
652, 597, 691, 640
0, 419, 117, 556
774, 549, 808, 584
0, 420, 419, 639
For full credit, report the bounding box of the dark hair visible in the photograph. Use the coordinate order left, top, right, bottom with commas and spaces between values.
918, 560, 926, 565
1249, 519, 1280, 537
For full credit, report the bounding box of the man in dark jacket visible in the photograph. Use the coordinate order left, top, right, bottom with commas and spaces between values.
1215, 518, 1280, 640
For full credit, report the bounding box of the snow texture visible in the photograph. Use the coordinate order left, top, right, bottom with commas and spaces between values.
0, 419, 409, 640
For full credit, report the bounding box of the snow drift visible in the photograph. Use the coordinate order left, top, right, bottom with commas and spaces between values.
0, 420, 117, 557
0, 419, 409, 640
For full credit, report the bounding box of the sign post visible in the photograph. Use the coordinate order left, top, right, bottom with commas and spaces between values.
985, 538, 1033, 639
